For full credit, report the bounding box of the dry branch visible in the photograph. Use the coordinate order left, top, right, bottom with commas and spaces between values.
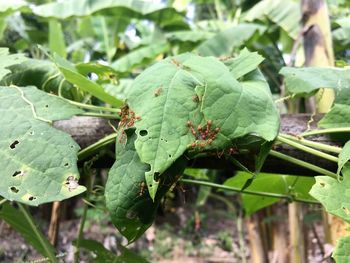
54, 114, 343, 175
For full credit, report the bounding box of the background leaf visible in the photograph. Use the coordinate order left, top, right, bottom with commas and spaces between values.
224, 172, 316, 216
0, 202, 56, 258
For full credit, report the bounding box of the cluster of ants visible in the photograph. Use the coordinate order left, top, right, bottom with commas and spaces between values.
187, 119, 220, 149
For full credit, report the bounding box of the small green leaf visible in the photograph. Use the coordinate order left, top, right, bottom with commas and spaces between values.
332, 236, 350, 263
224, 48, 265, 79
337, 141, 350, 178
225, 172, 316, 215
310, 171, 350, 222
0, 86, 85, 205
280, 67, 350, 95
53, 54, 123, 107
105, 129, 186, 243
0, 48, 27, 81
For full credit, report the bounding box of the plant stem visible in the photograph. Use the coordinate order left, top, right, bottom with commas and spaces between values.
269, 150, 337, 178
181, 178, 319, 204
74, 161, 94, 263
279, 133, 342, 154
17, 203, 57, 263
301, 127, 350, 137
78, 133, 117, 160
78, 112, 119, 119
277, 135, 338, 163
63, 99, 121, 114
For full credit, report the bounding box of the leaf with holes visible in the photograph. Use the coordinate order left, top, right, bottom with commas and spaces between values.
127, 54, 279, 199
332, 236, 350, 263
105, 129, 186, 243
0, 86, 85, 205
310, 169, 350, 222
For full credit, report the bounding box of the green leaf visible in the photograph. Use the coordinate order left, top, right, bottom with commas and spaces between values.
319, 104, 350, 128
0, 48, 27, 81
32, 0, 187, 29
224, 172, 316, 216
166, 30, 214, 43
75, 239, 149, 263
0, 59, 77, 99
111, 43, 170, 73
53, 54, 123, 107
0, 1, 30, 16
0, 202, 56, 259
49, 19, 67, 58
127, 54, 279, 199
280, 67, 350, 95
245, 0, 301, 39
310, 171, 350, 222
105, 129, 186, 242
332, 236, 350, 263
0, 86, 85, 205
75, 239, 116, 263
224, 48, 265, 79
196, 23, 265, 56
337, 141, 350, 178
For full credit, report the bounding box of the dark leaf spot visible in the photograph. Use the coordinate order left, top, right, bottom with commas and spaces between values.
10, 140, 19, 149
10, 187, 19, 193
45, 104, 49, 108
12, 171, 21, 177
319, 182, 325, 187
29, 196, 36, 201
139, 130, 148, 136
64, 163, 69, 167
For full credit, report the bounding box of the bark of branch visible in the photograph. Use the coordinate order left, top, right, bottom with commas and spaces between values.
54, 114, 343, 175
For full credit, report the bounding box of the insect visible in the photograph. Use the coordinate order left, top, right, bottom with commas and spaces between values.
154, 87, 162, 97
139, 181, 146, 196
66, 176, 79, 192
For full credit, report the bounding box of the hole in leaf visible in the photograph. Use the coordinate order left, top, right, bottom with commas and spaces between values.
70, 145, 74, 149
28, 196, 36, 201
319, 182, 325, 187
10, 186, 19, 193
29, 131, 34, 135
168, 154, 172, 158
149, 184, 153, 188
10, 140, 19, 149
12, 171, 22, 177
45, 104, 49, 108
64, 163, 69, 167
139, 130, 148, 137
